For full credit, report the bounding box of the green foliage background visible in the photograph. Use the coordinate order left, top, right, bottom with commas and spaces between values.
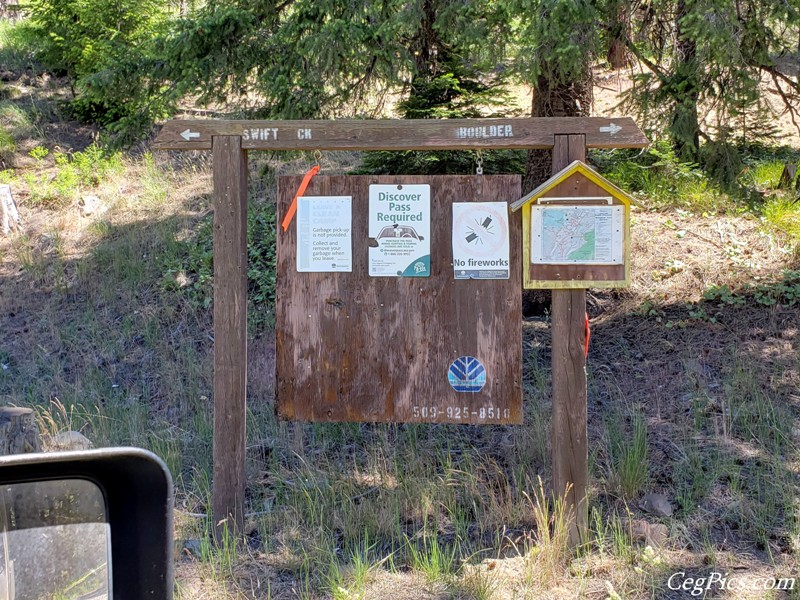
14, 0, 800, 166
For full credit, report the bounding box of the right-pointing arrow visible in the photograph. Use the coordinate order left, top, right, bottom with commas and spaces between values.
599, 123, 622, 136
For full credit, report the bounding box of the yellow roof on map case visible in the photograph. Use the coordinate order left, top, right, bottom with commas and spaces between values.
510, 160, 636, 211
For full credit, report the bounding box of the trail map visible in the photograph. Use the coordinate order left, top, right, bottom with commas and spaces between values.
531, 205, 623, 264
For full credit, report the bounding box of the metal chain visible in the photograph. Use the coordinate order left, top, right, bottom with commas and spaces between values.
475, 149, 484, 176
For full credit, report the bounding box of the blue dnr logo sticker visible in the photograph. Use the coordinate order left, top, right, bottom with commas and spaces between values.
448, 356, 487, 393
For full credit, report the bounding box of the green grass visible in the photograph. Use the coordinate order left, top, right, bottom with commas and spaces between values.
326, 536, 381, 600
673, 439, 719, 514
592, 142, 728, 213
523, 478, 572, 588
726, 359, 794, 455
138, 152, 173, 207
15, 143, 125, 209
605, 407, 649, 499
405, 530, 460, 583
0, 101, 32, 131
0, 101, 33, 164
762, 196, 800, 244
0, 19, 40, 73
740, 159, 789, 190
0, 126, 14, 164
592, 141, 800, 220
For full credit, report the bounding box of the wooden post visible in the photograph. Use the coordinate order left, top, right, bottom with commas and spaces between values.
550, 134, 588, 547
212, 136, 248, 540
1, 184, 21, 236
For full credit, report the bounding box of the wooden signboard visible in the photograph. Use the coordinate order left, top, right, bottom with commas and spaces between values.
276, 175, 523, 424
153, 117, 648, 151
154, 117, 647, 541
511, 160, 633, 289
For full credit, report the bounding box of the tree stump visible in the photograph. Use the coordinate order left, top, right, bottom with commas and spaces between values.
0, 407, 41, 455
1, 184, 21, 235
779, 163, 797, 189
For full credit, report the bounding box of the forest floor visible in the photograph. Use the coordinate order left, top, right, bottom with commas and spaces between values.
2, 36, 800, 599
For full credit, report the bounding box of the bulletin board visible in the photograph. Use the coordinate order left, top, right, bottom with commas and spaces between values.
275, 175, 523, 424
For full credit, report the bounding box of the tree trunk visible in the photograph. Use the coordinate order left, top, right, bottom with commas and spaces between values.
522, 70, 593, 193
411, 0, 442, 79
606, 0, 630, 69
521, 68, 592, 317
671, 1, 701, 163
0, 407, 41, 455
779, 163, 798, 189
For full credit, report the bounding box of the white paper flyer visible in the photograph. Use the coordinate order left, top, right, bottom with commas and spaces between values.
296, 196, 352, 272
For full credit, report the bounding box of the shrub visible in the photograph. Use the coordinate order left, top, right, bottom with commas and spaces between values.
161, 199, 278, 334
21, 144, 123, 209
25, 0, 172, 134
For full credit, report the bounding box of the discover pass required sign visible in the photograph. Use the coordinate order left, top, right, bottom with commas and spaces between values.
368, 184, 431, 277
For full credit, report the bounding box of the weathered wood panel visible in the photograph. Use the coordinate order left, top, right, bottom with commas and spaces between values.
276, 176, 522, 424
153, 118, 648, 151
550, 134, 589, 547
211, 136, 248, 537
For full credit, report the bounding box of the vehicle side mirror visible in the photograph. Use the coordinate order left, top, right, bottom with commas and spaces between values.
0, 448, 173, 600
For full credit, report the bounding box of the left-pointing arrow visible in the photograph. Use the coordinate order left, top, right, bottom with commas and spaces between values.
180, 128, 201, 141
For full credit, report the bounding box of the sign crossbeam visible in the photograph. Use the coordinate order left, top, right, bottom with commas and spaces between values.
153, 117, 648, 151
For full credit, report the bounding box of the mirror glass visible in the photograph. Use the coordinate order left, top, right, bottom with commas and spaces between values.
0, 479, 110, 600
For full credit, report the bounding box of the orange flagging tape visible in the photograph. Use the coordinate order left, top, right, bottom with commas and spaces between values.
281, 165, 320, 232
584, 312, 591, 358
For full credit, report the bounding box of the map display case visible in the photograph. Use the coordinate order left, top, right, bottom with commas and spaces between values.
510, 161, 633, 289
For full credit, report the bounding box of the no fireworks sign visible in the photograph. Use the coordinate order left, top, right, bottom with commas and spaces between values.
452, 202, 510, 279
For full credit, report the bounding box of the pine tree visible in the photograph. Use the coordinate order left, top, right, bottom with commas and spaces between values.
25, 0, 170, 128
508, 0, 598, 191
622, 0, 800, 175
357, 0, 523, 175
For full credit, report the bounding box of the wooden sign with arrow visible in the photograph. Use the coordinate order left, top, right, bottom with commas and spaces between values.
153, 116, 648, 548
153, 117, 648, 151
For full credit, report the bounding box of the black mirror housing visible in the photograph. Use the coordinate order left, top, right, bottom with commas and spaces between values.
0, 447, 173, 599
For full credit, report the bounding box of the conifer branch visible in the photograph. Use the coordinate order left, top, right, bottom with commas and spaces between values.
624, 38, 668, 84
757, 63, 800, 93
766, 70, 800, 134
275, 0, 295, 13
